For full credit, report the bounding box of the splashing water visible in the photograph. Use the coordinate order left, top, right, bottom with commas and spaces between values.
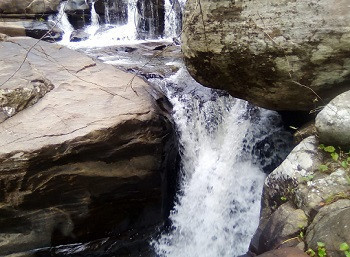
51, 1, 74, 44
152, 68, 289, 257
85, 1, 100, 35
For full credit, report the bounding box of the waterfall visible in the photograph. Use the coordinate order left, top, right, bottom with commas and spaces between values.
85, 1, 100, 35
52, 1, 292, 256
52, 1, 74, 44
164, 0, 186, 39
105, 1, 111, 24
151, 68, 289, 257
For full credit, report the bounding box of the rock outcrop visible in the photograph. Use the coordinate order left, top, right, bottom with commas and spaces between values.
0, 20, 62, 41
251, 135, 350, 256
182, 0, 350, 111
0, 37, 174, 255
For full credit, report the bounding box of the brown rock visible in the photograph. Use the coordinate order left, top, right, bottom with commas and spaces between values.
0, 37, 173, 255
0, 0, 61, 14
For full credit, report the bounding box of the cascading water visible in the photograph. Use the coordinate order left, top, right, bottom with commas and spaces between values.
51, 1, 74, 44
164, 0, 186, 38
52, 1, 292, 256
150, 68, 290, 257
85, 1, 100, 35
54, 0, 184, 48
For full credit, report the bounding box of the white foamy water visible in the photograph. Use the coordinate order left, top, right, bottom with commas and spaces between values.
85, 1, 100, 35
51, 1, 74, 44
152, 69, 276, 257
55, 0, 185, 48
164, 0, 185, 39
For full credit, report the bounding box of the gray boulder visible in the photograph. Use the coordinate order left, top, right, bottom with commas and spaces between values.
182, 0, 350, 111
316, 90, 350, 148
306, 200, 350, 257
0, 37, 174, 255
257, 202, 308, 254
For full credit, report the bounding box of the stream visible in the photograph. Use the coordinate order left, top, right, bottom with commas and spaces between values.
45, 1, 293, 256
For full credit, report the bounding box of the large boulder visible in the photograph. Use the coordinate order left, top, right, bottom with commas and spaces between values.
316, 90, 350, 148
0, 37, 174, 255
0, 0, 61, 14
182, 0, 350, 111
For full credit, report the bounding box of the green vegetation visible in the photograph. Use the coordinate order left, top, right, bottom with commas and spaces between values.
306, 242, 327, 257
318, 144, 350, 175
340, 242, 350, 257
306, 242, 350, 257
324, 191, 350, 205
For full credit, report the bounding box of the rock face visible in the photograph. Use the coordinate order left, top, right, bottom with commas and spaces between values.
0, 37, 174, 255
0, 20, 63, 41
182, 0, 350, 111
251, 136, 350, 256
316, 90, 350, 148
0, 0, 61, 14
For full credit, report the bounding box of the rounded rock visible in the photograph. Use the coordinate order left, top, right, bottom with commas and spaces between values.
182, 0, 350, 111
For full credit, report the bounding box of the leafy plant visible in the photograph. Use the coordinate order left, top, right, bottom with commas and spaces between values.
324, 191, 350, 205
318, 144, 350, 175
339, 242, 350, 257
300, 174, 315, 183
306, 248, 316, 257
317, 242, 327, 257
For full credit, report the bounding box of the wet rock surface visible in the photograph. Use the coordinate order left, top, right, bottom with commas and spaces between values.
0, 37, 174, 255
182, 0, 350, 111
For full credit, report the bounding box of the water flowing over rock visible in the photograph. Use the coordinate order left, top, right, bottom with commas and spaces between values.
0, 37, 174, 255
182, 0, 350, 111
316, 90, 350, 148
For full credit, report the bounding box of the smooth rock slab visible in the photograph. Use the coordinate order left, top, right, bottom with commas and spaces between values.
0, 37, 173, 255
316, 90, 350, 148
